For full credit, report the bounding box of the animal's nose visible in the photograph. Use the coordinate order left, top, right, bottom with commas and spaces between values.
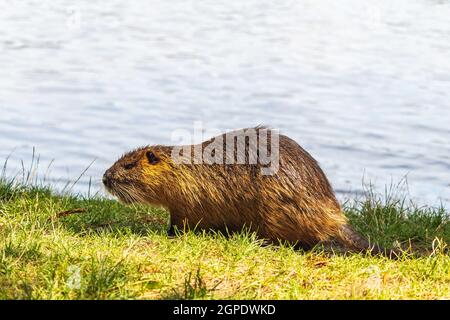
103, 170, 112, 187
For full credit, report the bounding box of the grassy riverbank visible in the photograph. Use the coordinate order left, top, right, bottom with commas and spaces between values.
0, 179, 449, 300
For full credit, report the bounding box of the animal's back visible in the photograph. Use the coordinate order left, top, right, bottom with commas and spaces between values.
169, 128, 346, 247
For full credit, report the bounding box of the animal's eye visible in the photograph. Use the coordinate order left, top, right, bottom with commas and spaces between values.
146, 151, 160, 165
124, 162, 136, 170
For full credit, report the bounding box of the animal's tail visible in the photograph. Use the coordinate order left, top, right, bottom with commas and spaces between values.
335, 224, 403, 259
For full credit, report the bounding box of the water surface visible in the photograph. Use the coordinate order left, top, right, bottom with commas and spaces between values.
1, 0, 449, 205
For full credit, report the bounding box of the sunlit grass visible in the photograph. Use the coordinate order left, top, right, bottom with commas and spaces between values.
0, 175, 449, 300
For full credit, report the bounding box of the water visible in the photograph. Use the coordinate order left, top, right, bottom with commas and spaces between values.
1, 0, 449, 206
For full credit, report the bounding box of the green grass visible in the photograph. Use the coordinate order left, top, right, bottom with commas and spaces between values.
0, 178, 449, 300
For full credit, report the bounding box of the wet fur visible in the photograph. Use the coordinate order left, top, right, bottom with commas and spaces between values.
104, 127, 398, 257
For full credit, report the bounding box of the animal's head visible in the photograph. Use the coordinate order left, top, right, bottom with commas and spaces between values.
103, 146, 174, 205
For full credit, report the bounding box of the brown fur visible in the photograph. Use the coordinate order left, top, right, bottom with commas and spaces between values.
103, 127, 397, 257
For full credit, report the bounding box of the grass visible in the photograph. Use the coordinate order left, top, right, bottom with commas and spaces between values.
0, 177, 449, 300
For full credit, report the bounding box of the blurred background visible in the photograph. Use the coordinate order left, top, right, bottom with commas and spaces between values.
0, 0, 449, 206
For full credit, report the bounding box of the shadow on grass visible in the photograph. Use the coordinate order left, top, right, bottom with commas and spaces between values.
54, 196, 170, 237
0, 178, 169, 237
161, 267, 222, 300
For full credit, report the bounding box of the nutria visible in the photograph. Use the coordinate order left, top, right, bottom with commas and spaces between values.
103, 127, 398, 257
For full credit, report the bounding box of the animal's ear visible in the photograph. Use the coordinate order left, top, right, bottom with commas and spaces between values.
146, 151, 160, 165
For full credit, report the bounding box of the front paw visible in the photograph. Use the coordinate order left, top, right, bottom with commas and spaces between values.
167, 225, 176, 237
